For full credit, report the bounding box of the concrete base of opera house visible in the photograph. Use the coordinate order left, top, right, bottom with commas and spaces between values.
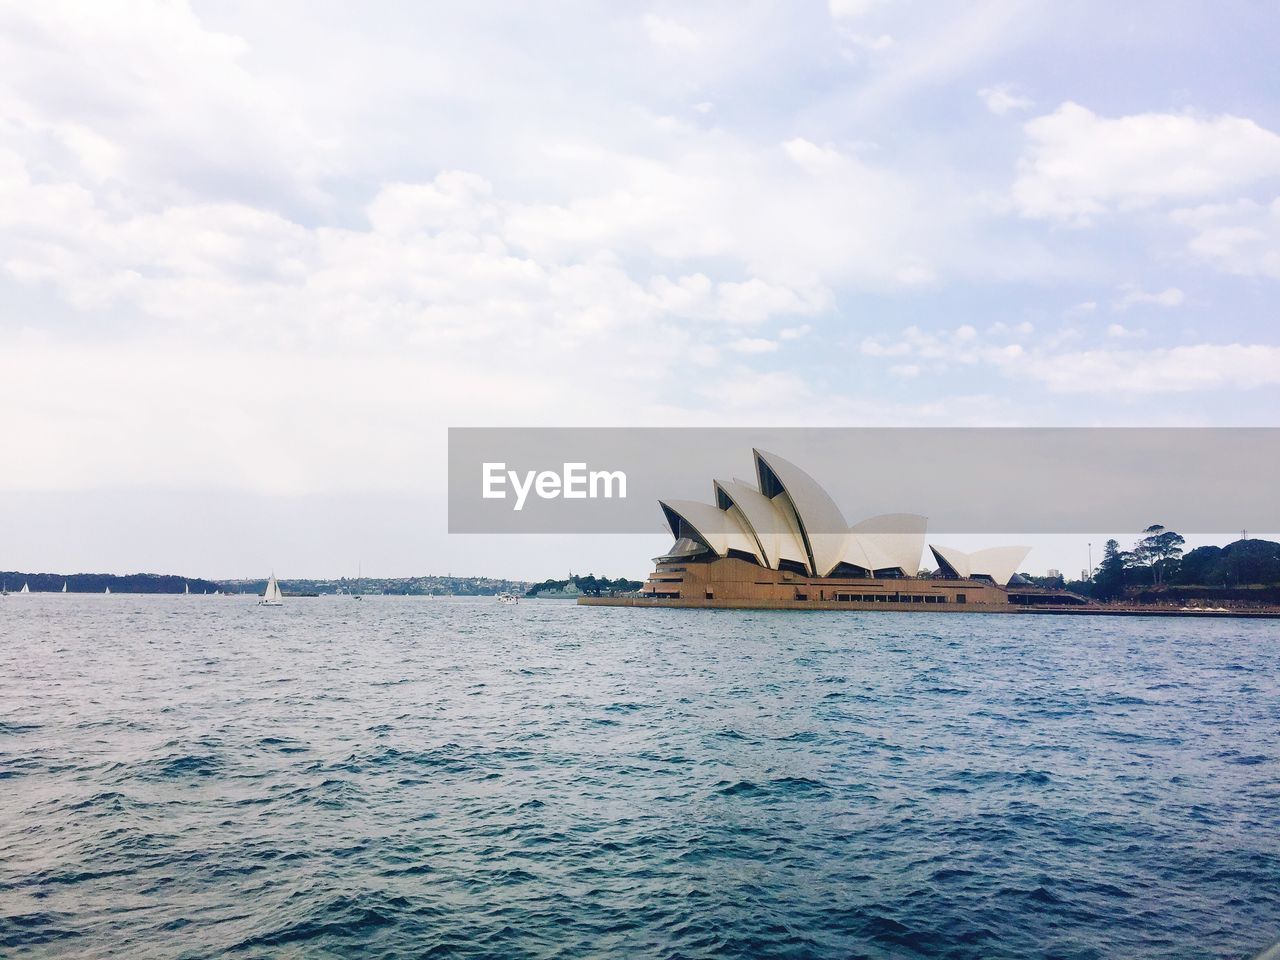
578, 595, 1280, 618
577, 556, 1280, 618
583, 555, 1043, 611
580, 595, 1018, 613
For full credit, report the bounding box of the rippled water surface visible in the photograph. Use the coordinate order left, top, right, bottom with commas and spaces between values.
1, 596, 1278, 959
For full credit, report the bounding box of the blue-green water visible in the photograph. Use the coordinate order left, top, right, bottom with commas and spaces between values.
1, 596, 1277, 958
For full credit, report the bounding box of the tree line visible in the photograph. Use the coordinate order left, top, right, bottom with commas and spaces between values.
525, 574, 643, 597
1082, 527, 1280, 602
0, 572, 223, 593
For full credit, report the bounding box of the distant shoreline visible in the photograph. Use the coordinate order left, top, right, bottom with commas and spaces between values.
0, 571, 532, 596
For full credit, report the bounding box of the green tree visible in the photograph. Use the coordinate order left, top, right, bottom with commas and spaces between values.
1174, 545, 1221, 585
1133, 524, 1184, 586
1093, 538, 1129, 601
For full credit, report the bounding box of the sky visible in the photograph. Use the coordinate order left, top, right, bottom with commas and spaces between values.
2, 1, 1278, 580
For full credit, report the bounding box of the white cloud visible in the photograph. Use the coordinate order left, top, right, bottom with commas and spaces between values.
841, 32, 894, 54
2, 0, 1276, 509
893, 262, 936, 285
0, 1, 334, 209
978, 84, 1032, 115
826, 0, 896, 63
498, 136, 953, 291
1014, 344, 1280, 393
828, 0, 890, 20
644, 274, 829, 327
782, 137, 848, 175
366, 173, 497, 236
728, 337, 779, 354
987, 320, 1035, 335
643, 15, 700, 51
861, 325, 990, 363
859, 336, 912, 358
1172, 198, 1280, 278
1114, 285, 1185, 310
860, 323, 1280, 394
841, 1, 1041, 120
1012, 102, 1280, 222
0, 134, 850, 494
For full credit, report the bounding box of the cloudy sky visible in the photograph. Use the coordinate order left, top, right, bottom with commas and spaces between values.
2, 1, 1278, 580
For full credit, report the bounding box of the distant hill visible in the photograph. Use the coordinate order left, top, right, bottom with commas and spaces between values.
1, 571, 532, 596
1, 572, 222, 594
526, 574, 643, 598
1176, 538, 1280, 586
216, 575, 532, 596
1064, 536, 1280, 606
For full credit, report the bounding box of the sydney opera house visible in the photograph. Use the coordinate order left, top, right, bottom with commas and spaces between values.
585, 448, 1057, 611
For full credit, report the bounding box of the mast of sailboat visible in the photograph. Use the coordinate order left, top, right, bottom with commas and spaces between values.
260, 572, 284, 605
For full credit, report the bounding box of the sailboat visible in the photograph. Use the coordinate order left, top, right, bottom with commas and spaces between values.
20, 582, 30, 594
104, 586, 111, 594
184, 582, 190, 595
62, 580, 68, 593
259, 574, 284, 607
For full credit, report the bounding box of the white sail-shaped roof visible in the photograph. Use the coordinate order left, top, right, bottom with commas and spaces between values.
930, 544, 972, 579
651, 448, 1030, 585
754, 449, 849, 577
848, 513, 927, 576
659, 500, 764, 564
969, 546, 1031, 586
929, 544, 1030, 586
714, 479, 810, 572
840, 535, 878, 573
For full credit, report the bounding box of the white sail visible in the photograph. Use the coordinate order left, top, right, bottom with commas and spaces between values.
20, 582, 30, 593
62, 581, 68, 593
261, 574, 283, 605
184, 582, 190, 594
105, 586, 111, 594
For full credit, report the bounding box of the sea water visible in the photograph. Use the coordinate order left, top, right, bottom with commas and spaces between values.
1, 595, 1277, 959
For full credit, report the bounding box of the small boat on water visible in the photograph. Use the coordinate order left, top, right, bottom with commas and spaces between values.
62, 581, 68, 593
184, 582, 190, 595
104, 586, 111, 594
498, 593, 520, 605
20, 582, 30, 594
259, 574, 284, 607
